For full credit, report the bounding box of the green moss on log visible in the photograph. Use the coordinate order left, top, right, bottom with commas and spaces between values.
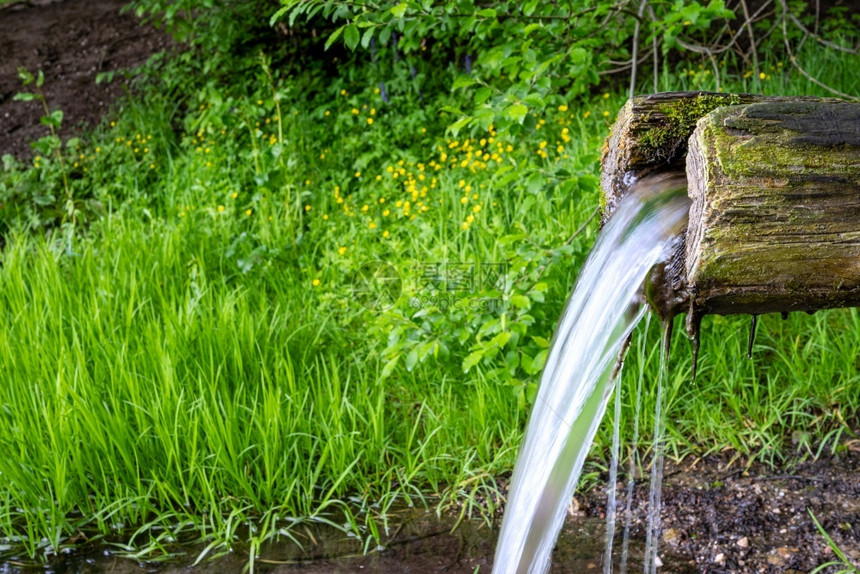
684, 101, 860, 315
638, 93, 742, 163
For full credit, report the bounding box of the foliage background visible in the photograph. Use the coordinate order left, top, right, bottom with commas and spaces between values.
0, 0, 858, 567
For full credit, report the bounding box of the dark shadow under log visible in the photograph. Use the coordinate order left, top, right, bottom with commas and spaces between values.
601, 92, 860, 321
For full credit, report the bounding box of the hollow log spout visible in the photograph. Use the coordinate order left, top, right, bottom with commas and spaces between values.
601, 92, 860, 325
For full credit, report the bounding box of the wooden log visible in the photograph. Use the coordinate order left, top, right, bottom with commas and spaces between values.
599, 91, 838, 224
684, 100, 860, 317
600, 91, 762, 224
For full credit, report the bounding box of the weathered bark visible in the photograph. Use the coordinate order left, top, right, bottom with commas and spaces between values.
600, 91, 761, 224
685, 100, 860, 316
599, 91, 835, 224
600, 92, 860, 323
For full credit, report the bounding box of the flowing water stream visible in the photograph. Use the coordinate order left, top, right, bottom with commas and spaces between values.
493, 179, 690, 574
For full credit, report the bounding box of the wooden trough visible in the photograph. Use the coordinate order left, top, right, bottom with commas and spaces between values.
600, 92, 860, 341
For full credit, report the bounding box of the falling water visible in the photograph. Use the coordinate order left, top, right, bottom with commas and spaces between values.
619, 314, 651, 574
602, 341, 627, 574
493, 178, 689, 574
643, 324, 672, 574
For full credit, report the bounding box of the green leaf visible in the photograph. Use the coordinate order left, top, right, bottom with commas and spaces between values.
474, 87, 493, 105
506, 103, 528, 124
569, 47, 588, 64
325, 25, 346, 50
463, 349, 484, 373
451, 76, 476, 90
36, 70, 44, 88
390, 3, 408, 18
381, 355, 399, 378
360, 27, 375, 49
532, 349, 548, 372
510, 294, 530, 309
378, 25, 392, 46
344, 24, 360, 51
17, 68, 34, 85
269, 6, 289, 26
405, 348, 419, 371
521, 354, 536, 375
40, 110, 63, 128
473, 107, 495, 130
490, 331, 512, 349
13, 92, 36, 102
447, 116, 472, 137
477, 8, 496, 18
532, 336, 550, 348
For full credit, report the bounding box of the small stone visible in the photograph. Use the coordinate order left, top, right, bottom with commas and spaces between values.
663, 528, 682, 547
767, 547, 796, 567
654, 556, 663, 567
767, 554, 784, 566
737, 536, 750, 548
715, 553, 726, 565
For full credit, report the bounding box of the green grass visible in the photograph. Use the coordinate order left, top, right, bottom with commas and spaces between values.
0, 21, 857, 566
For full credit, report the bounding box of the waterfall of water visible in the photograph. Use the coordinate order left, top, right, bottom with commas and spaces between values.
493, 182, 689, 574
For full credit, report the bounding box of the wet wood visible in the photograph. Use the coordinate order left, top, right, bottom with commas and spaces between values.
599, 91, 834, 224
684, 100, 860, 316
600, 91, 761, 224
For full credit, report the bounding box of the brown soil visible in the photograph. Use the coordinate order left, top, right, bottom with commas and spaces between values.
4, 449, 858, 573
0, 0, 170, 160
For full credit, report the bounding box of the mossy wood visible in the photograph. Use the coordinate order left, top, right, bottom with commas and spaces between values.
600, 91, 834, 224
685, 101, 860, 316
602, 93, 859, 320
